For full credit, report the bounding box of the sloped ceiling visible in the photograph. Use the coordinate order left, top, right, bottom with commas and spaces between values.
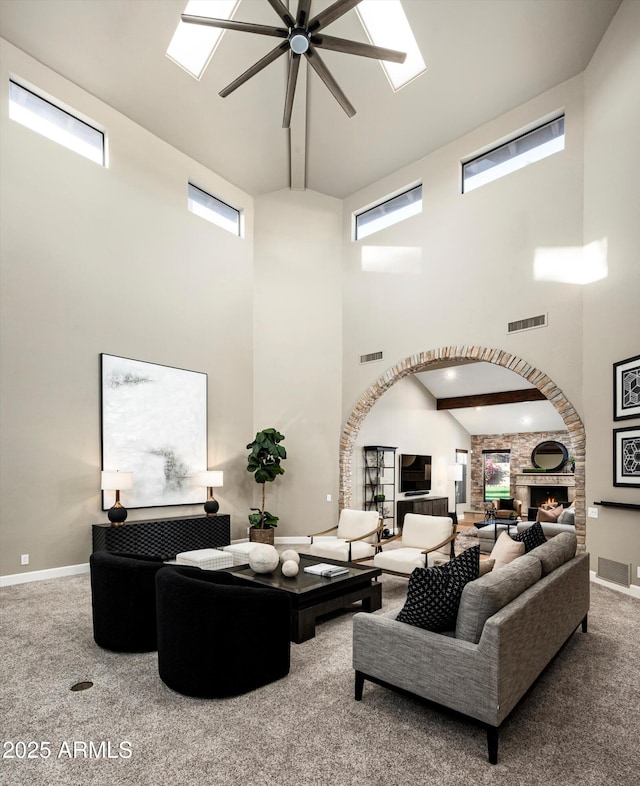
415, 361, 567, 435
0, 0, 621, 197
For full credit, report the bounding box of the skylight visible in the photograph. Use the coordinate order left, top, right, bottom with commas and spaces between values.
356, 0, 426, 91
9, 80, 105, 165
167, 0, 240, 80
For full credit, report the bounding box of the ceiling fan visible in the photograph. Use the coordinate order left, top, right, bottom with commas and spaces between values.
182, 0, 407, 128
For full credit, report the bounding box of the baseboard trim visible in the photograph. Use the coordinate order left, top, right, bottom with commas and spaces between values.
0, 562, 90, 587
590, 570, 640, 599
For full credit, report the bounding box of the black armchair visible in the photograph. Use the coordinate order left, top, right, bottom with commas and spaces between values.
156, 566, 291, 698
89, 551, 167, 652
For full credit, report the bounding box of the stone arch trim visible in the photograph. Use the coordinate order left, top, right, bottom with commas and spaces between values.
339, 346, 586, 552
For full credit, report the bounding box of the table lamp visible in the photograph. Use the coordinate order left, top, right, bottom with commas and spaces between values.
101, 470, 134, 525
447, 463, 463, 509
199, 470, 223, 516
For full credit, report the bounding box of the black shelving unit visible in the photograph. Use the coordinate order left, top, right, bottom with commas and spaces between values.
363, 446, 397, 535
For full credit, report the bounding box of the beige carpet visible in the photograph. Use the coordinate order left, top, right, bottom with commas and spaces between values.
1, 567, 638, 785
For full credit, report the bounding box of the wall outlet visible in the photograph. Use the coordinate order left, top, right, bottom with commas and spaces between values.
326, 494, 332, 502
21, 554, 29, 565
588, 507, 598, 518
637, 566, 640, 580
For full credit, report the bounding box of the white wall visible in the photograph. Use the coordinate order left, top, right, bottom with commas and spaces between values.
341, 76, 586, 422
252, 188, 343, 538
353, 375, 471, 519
582, 0, 640, 586
0, 40, 255, 574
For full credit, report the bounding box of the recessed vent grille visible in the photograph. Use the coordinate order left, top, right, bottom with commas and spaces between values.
507, 313, 548, 334
360, 351, 383, 364
597, 557, 630, 587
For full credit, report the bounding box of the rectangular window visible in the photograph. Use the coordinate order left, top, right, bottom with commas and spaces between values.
355, 184, 422, 240
9, 80, 105, 166
483, 450, 511, 503
188, 183, 241, 236
462, 115, 565, 193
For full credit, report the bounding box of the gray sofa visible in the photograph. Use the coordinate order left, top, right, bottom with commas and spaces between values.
352, 532, 589, 764
475, 518, 574, 553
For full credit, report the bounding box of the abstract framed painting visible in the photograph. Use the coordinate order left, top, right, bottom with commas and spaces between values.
101, 354, 207, 509
613, 354, 640, 421
613, 426, 640, 488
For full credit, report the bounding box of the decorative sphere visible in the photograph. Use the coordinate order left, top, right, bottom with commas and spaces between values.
280, 549, 300, 565
248, 544, 279, 574
282, 559, 299, 577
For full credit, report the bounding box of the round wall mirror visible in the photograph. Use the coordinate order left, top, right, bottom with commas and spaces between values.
531, 440, 569, 471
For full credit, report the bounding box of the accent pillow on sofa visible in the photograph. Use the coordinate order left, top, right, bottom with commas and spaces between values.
395, 569, 464, 632
511, 522, 547, 552
490, 531, 525, 569
396, 546, 480, 632
558, 507, 575, 525
479, 558, 495, 576
537, 505, 564, 523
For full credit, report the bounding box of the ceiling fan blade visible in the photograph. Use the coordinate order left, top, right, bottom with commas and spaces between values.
219, 41, 290, 98
311, 34, 407, 64
181, 14, 287, 40
308, 0, 361, 34
296, 0, 312, 28
282, 53, 301, 129
304, 48, 355, 118
266, 0, 295, 28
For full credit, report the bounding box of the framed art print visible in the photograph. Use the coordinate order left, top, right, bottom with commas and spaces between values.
101, 354, 207, 509
613, 354, 640, 420
613, 426, 640, 487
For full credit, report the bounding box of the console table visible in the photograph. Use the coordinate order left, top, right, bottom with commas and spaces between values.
92, 515, 231, 560
396, 496, 448, 528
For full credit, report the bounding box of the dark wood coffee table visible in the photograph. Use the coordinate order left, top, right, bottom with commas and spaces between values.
219, 554, 382, 643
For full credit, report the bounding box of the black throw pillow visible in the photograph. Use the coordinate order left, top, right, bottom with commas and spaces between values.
396, 568, 464, 632
395, 546, 481, 632
442, 544, 480, 584
511, 521, 547, 552
500, 498, 516, 511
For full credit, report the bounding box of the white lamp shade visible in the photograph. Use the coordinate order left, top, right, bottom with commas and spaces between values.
101, 471, 133, 491
447, 464, 463, 482
199, 470, 224, 488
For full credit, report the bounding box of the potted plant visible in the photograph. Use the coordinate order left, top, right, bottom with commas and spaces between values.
246, 427, 286, 545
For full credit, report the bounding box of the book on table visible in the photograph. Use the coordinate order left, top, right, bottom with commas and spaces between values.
303, 563, 349, 577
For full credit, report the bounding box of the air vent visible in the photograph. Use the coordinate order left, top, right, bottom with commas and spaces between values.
597, 557, 630, 587
360, 351, 383, 364
507, 313, 548, 334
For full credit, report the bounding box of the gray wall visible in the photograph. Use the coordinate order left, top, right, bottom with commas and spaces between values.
1, 2, 638, 587
583, 1, 640, 586
0, 40, 255, 574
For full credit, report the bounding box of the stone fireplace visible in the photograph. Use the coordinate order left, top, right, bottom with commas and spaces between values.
529, 486, 569, 507
515, 473, 575, 514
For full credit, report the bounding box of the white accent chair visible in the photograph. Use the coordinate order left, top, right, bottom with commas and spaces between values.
308, 509, 383, 563
373, 514, 456, 576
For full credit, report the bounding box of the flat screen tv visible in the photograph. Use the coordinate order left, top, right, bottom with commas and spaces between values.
400, 454, 432, 494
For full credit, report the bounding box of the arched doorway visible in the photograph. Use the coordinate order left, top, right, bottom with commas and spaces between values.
339, 346, 586, 551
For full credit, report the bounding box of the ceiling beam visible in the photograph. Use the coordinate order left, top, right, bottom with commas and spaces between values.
289, 55, 307, 190
436, 389, 547, 410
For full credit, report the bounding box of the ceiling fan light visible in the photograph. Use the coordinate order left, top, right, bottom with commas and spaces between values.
290, 29, 310, 54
